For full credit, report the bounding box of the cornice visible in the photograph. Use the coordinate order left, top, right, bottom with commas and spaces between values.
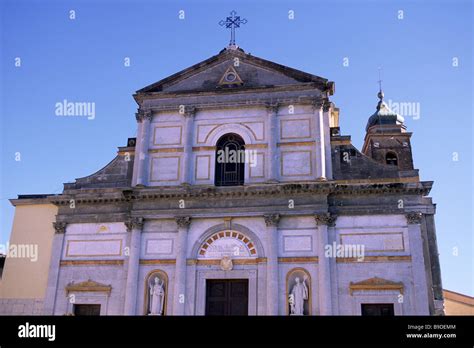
48, 181, 433, 206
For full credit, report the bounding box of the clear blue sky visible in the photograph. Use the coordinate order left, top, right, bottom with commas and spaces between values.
1, 0, 472, 296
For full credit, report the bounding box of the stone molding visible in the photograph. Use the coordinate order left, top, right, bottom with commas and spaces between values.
50, 182, 433, 206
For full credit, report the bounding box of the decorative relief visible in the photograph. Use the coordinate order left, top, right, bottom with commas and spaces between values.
405, 212, 423, 225
220, 255, 233, 271
198, 230, 257, 258
125, 217, 144, 232
264, 214, 280, 227
314, 213, 337, 227
175, 216, 192, 228
53, 222, 67, 234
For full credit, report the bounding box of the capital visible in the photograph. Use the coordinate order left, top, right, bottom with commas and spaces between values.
183, 106, 196, 118
264, 213, 280, 227
175, 216, 192, 228
265, 102, 279, 115
405, 212, 423, 225
125, 217, 144, 231
314, 213, 337, 227
135, 109, 153, 122
53, 221, 67, 234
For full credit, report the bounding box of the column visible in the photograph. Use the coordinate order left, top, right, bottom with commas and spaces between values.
266, 103, 279, 182
315, 213, 336, 315
313, 101, 326, 180
173, 216, 191, 315
264, 213, 280, 315
406, 212, 430, 314
134, 109, 152, 186
123, 217, 144, 315
424, 213, 445, 315
182, 106, 195, 184
322, 103, 333, 180
43, 222, 67, 314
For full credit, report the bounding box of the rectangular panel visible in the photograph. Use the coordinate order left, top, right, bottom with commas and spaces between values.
145, 239, 173, 255
281, 151, 312, 176
66, 239, 123, 257
280, 119, 311, 139
242, 121, 265, 140
283, 235, 313, 252
150, 156, 181, 182
340, 232, 405, 252
153, 126, 182, 145
195, 155, 211, 180
197, 124, 219, 144
249, 152, 265, 178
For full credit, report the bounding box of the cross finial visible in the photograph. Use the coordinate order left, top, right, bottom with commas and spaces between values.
219, 10, 247, 47
377, 67, 384, 101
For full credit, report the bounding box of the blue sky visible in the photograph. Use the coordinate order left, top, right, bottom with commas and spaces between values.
0, 0, 472, 296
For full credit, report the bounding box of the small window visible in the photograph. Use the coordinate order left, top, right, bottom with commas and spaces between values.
361, 303, 394, 316
73, 304, 101, 316
386, 152, 398, 166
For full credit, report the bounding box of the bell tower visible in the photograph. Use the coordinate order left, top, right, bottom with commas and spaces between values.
361, 89, 414, 171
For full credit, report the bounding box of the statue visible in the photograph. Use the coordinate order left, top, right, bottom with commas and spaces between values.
149, 276, 165, 315
289, 275, 308, 315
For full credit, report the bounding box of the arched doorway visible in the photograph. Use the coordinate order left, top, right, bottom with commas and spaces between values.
215, 133, 245, 186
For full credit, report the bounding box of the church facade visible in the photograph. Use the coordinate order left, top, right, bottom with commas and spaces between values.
0, 45, 444, 316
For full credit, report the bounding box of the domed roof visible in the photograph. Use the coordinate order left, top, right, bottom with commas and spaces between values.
366, 90, 404, 131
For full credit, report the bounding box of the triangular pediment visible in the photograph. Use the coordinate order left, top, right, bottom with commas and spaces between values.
65, 279, 112, 294
136, 47, 330, 94
349, 277, 404, 295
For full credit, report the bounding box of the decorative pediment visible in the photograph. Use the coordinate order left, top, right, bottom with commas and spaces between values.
135, 48, 330, 95
65, 279, 112, 294
349, 277, 404, 295
218, 65, 243, 86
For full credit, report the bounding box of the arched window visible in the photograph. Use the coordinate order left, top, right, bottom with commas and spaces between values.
215, 133, 245, 186
386, 152, 398, 166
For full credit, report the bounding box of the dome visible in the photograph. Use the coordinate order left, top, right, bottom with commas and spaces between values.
365, 92, 405, 131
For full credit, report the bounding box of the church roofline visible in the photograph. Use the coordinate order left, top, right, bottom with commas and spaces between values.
134, 48, 334, 100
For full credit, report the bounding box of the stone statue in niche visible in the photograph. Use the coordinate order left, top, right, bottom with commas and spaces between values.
289, 275, 308, 315
148, 276, 165, 315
